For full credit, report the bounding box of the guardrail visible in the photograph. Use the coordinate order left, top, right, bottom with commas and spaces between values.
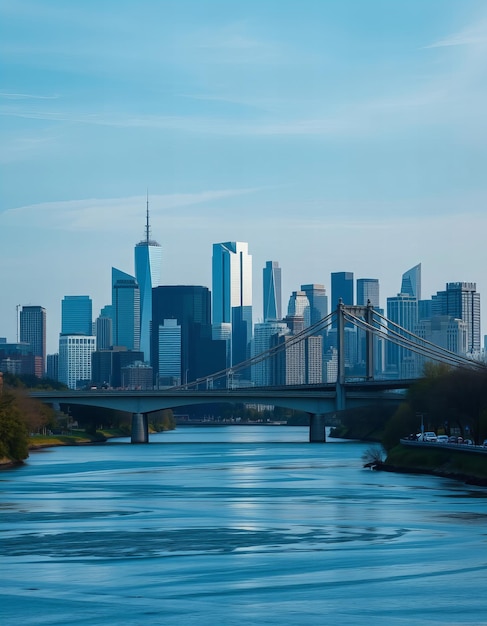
400, 439, 487, 455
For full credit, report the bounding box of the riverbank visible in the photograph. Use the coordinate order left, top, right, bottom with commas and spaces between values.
377, 444, 487, 487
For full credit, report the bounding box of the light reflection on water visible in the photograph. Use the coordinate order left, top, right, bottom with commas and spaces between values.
1, 426, 487, 625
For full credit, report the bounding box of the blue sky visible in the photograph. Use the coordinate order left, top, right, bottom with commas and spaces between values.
1, 0, 487, 353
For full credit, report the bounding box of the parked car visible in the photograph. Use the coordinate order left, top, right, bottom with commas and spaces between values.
417, 432, 437, 442
463, 439, 473, 445
482, 439, 487, 448
448, 436, 458, 443
436, 435, 449, 444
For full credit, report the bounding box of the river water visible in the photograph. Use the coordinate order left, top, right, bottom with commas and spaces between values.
1, 426, 486, 625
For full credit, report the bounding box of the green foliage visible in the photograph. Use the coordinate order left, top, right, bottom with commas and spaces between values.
0, 391, 29, 461
382, 403, 417, 451
149, 409, 176, 432
383, 366, 487, 449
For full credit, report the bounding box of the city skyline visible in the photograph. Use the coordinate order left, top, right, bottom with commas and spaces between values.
1, 1, 487, 351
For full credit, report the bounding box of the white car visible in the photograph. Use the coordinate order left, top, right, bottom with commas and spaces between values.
436, 435, 449, 444
417, 432, 437, 442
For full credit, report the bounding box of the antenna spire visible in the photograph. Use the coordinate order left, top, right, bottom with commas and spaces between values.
145, 189, 150, 243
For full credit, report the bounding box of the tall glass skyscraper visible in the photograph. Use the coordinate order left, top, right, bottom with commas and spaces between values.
212, 242, 252, 368
401, 263, 421, 300
263, 261, 282, 321
61, 296, 92, 336
135, 197, 162, 362
356, 278, 380, 307
112, 268, 140, 351
433, 282, 481, 355
20, 305, 46, 375
331, 272, 354, 309
300, 284, 328, 325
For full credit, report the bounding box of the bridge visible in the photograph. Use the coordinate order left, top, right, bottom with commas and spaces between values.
32, 303, 485, 443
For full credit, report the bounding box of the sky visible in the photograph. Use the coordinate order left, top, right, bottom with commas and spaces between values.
1, 0, 487, 355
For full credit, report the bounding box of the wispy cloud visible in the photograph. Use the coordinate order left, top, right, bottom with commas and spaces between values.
0, 92, 59, 100
2, 189, 260, 231
425, 21, 487, 49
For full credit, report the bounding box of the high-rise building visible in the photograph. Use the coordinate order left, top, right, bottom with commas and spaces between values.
112, 268, 140, 351
152, 285, 226, 385
61, 296, 92, 336
212, 242, 252, 368
158, 319, 181, 385
433, 282, 481, 355
263, 261, 282, 321
300, 284, 328, 326
134, 196, 162, 362
287, 291, 310, 326
331, 272, 354, 309
356, 279, 380, 308
386, 293, 418, 377
401, 263, 421, 300
19, 305, 46, 375
95, 307, 113, 350
58, 335, 96, 389
252, 321, 290, 386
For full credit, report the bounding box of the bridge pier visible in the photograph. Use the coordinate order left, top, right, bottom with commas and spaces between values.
131, 412, 149, 444
309, 413, 327, 443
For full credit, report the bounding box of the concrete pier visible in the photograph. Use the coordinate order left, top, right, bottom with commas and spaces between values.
131, 412, 149, 444
309, 413, 326, 442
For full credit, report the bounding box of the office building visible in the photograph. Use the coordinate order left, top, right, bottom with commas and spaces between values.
19, 305, 46, 375
61, 296, 92, 336
212, 242, 252, 368
134, 196, 162, 362
386, 293, 418, 377
433, 282, 481, 355
401, 263, 421, 300
121, 362, 153, 390
287, 291, 310, 327
356, 279, 380, 308
300, 284, 328, 327
252, 321, 290, 386
152, 285, 226, 385
95, 312, 112, 350
158, 319, 182, 385
331, 272, 354, 309
112, 268, 140, 351
46, 353, 58, 381
59, 335, 96, 389
263, 261, 282, 321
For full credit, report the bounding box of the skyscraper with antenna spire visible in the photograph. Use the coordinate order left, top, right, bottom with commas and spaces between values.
135, 192, 162, 362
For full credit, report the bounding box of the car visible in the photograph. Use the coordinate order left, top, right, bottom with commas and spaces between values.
463, 439, 473, 445
417, 432, 437, 442
436, 435, 449, 444
483, 440, 487, 448
448, 436, 458, 443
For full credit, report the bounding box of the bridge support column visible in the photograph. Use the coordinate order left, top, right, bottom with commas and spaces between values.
131, 413, 149, 444
309, 413, 327, 443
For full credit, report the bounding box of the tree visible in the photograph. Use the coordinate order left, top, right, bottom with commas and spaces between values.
0, 392, 29, 462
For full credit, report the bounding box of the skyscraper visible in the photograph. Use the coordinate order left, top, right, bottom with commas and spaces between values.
112, 268, 140, 351
263, 261, 282, 321
19, 305, 46, 375
401, 263, 421, 300
300, 284, 328, 325
356, 278, 380, 307
61, 296, 92, 336
386, 293, 418, 377
433, 282, 481, 355
212, 242, 252, 368
135, 196, 162, 362
152, 285, 226, 384
59, 335, 96, 389
331, 272, 354, 308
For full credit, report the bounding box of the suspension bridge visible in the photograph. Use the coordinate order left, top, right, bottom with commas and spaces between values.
31, 302, 485, 443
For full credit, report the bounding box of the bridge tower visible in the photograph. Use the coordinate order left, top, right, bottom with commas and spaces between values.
336, 300, 375, 412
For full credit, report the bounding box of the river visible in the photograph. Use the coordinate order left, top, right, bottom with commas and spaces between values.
1, 426, 486, 625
